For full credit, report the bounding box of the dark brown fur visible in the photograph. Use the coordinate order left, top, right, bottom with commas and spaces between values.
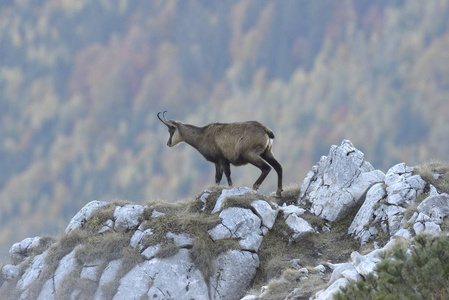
158, 112, 283, 196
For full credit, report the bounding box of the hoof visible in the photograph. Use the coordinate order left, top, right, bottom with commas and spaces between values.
275, 189, 283, 198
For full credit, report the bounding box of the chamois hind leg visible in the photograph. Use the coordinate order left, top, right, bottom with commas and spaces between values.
261, 151, 283, 197
215, 162, 223, 185
221, 160, 233, 186
245, 153, 272, 192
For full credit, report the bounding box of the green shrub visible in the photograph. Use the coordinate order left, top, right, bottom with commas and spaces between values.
335, 235, 449, 300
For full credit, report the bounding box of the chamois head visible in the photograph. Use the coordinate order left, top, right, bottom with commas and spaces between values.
157, 111, 183, 147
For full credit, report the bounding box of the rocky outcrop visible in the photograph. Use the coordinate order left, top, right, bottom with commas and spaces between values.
2, 140, 449, 300
0, 187, 276, 300
348, 163, 428, 245
299, 140, 385, 222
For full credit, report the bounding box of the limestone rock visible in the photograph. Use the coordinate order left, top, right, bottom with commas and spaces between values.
299, 140, 385, 222
113, 204, 144, 231
285, 214, 314, 240
280, 204, 306, 219
209, 250, 260, 300
114, 249, 209, 300
348, 183, 386, 244
38, 247, 80, 300
251, 200, 278, 230
166, 232, 194, 247
9, 236, 43, 260
313, 278, 349, 300
94, 259, 122, 300
2, 265, 19, 281
65, 200, 109, 233
349, 163, 429, 245
212, 187, 255, 214
417, 193, 449, 224
209, 207, 263, 252
130, 225, 153, 250
17, 251, 48, 291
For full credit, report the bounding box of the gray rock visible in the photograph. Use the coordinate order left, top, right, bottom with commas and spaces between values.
114, 204, 144, 231
314, 278, 349, 300
314, 265, 326, 274
280, 204, 306, 219
328, 262, 356, 284
38, 247, 80, 300
385, 164, 425, 206
2, 265, 19, 281
285, 214, 314, 240
348, 183, 386, 244
209, 207, 263, 252
424, 221, 442, 234
209, 250, 260, 300
351, 251, 377, 277
251, 200, 278, 230
212, 187, 255, 214
208, 224, 232, 241
151, 210, 165, 218
80, 259, 103, 281
114, 249, 209, 300
9, 236, 42, 260
299, 140, 384, 222
413, 222, 425, 234
141, 244, 161, 260
17, 251, 47, 291
94, 259, 122, 300
166, 232, 193, 247
65, 201, 109, 233
349, 163, 429, 245
98, 219, 114, 234
341, 269, 361, 282
394, 228, 412, 238
417, 193, 449, 224
130, 226, 153, 250
241, 295, 259, 300
383, 205, 407, 234
199, 189, 212, 211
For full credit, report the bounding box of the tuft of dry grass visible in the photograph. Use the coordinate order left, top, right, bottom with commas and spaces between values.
141, 196, 240, 280
251, 200, 362, 295
276, 184, 301, 206
414, 160, 449, 194
83, 204, 116, 232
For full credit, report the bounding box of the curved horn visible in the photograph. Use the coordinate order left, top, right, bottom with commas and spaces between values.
157, 111, 174, 127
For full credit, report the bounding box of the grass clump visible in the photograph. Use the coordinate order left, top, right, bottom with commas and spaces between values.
277, 184, 301, 206
142, 197, 240, 281
414, 160, 449, 194
83, 204, 116, 232
335, 234, 449, 300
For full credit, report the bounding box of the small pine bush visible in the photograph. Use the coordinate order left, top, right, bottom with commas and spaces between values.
335, 235, 449, 300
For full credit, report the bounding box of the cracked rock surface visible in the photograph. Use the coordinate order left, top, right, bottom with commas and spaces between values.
2, 140, 449, 300
299, 140, 385, 222
1, 188, 267, 300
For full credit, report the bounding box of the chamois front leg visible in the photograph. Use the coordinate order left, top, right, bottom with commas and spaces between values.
214, 162, 223, 185
221, 160, 232, 186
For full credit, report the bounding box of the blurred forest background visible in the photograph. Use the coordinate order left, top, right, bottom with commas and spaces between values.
1, 0, 449, 259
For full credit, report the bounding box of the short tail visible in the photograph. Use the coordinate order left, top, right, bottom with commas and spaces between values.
266, 129, 275, 139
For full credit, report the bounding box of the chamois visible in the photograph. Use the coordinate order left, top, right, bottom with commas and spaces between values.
157, 111, 283, 197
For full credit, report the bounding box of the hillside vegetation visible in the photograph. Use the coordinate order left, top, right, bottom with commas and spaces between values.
1, 0, 449, 258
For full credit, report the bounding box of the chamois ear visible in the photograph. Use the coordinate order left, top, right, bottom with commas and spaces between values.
157, 111, 176, 128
